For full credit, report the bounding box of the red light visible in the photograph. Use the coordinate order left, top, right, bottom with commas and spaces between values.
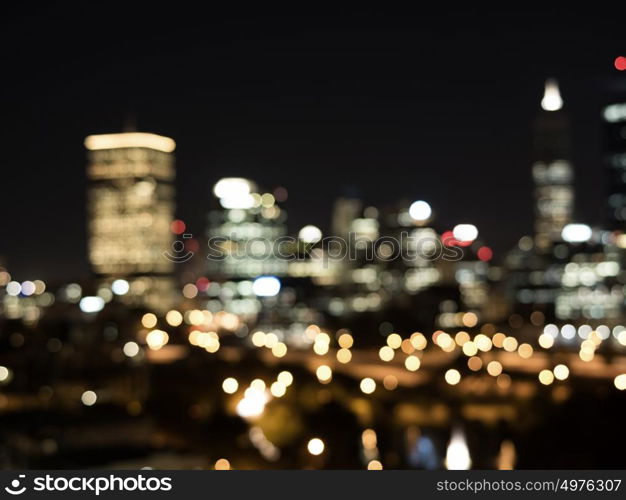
441, 231, 458, 247
185, 239, 199, 253
441, 231, 473, 247
615, 56, 626, 71
441, 231, 472, 247
477, 246, 493, 262
171, 219, 186, 234
196, 277, 210, 292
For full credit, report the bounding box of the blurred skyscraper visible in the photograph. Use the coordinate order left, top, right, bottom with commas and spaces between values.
503, 80, 574, 320
603, 95, 626, 229
85, 131, 177, 311
331, 197, 363, 241
532, 79, 574, 251
506, 77, 626, 325
206, 177, 287, 279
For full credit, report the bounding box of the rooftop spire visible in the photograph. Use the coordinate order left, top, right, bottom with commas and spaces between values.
541, 78, 563, 111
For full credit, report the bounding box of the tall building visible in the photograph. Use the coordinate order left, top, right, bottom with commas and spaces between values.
206, 177, 288, 279
331, 197, 363, 240
85, 131, 177, 311
503, 80, 574, 321
602, 98, 626, 229
532, 79, 574, 251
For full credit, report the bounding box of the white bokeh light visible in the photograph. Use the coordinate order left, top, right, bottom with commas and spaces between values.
6, 281, 21, 296
20, 281, 36, 296
111, 279, 130, 295
453, 224, 478, 242
541, 78, 563, 111
561, 223, 592, 243
213, 177, 254, 199
81, 390, 97, 406
445, 428, 472, 470
409, 200, 432, 221
307, 438, 325, 456
79, 296, 105, 313
252, 276, 281, 297
123, 341, 140, 357
298, 225, 323, 243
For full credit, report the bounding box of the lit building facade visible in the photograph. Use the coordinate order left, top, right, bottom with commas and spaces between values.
505, 80, 626, 328
85, 132, 177, 311
532, 79, 574, 251
603, 100, 626, 229
503, 80, 576, 322
555, 237, 623, 320
206, 178, 288, 279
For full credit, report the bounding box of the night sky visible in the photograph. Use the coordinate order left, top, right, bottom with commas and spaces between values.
2, 5, 626, 281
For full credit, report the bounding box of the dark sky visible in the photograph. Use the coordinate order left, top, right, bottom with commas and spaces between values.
2, 4, 626, 281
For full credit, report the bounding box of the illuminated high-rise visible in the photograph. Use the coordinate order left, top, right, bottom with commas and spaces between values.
206, 177, 288, 279
85, 131, 177, 311
532, 79, 574, 251
503, 81, 574, 320
602, 99, 626, 229
331, 197, 363, 241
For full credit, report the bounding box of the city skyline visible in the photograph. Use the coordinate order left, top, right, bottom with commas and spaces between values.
3, 5, 626, 280
2, 6, 626, 472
